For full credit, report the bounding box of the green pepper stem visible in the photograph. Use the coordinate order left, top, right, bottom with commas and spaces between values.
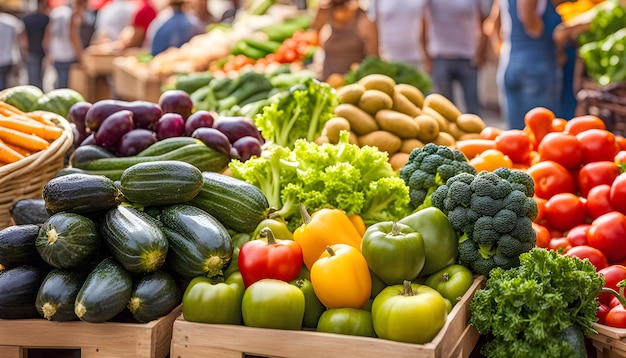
259, 227, 277, 245
390, 222, 401, 236
442, 273, 449, 283
300, 203, 312, 225
402, 280, 416, 296
325, 246, 336, 256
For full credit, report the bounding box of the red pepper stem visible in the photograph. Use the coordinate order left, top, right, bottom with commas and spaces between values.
601, 287, 626, 307
402, 280, 416, 296
259, 227, 277, 245
300, 203, 312, 225
325, 246, 336, 256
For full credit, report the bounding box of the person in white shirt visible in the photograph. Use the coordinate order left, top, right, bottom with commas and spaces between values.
91, 0, 136, 44
0, 10, 27, 90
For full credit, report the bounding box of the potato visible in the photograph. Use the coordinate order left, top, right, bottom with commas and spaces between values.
337, 83, 366, 105
375, 109, 420, 139
423, 93, 462, 122
334, 103, 379, 135
400, 138, 425, 154
349, 131, 360, 145
456, 113, 487, 133
324, 117, 351, 143
421, 107, 449, 133
392, 91, 422, 117
413, 114, 440, 143
395, 83, 424, 108
389, 152, 410, 171
457, 133, 484, 141
358, 130, 402, 155
315, 135, 330, 145
432, 131, 457, 147
358, 74, 396, 96
358, 89, 394, 115
446, 122, 466, 140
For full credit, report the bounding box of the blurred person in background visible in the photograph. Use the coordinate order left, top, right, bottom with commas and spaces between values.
91, 0, 136, 44
45, 0, 88, 89
484, 0, 567, 130
313, 0, 379, 81
422, 0, 488, 116
0, 8, 27, 91
145, 0, 204, 56
368, 0, 426, 72
91, 0, 158, 51
22, 0, 49, 90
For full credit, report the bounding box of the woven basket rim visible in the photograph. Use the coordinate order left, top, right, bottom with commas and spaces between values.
0, 111, 73, 185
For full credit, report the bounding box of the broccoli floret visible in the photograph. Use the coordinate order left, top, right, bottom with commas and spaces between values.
493, 209, 517, 233
498, 234, 535, 258
494, 167, 535, 198
458, 238, 482, 264
470, 195, 503, 217
399, 143, 476, 210
471, 257, 497, 277
509, 217, 537, 244
470, 171, 513, 199
473, 217, 500, 246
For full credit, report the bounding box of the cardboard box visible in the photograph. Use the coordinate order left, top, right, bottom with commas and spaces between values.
170, 277, 485, 358
69, 64, 111, 103
0, 306, 181, 358
112, 57, 164, 103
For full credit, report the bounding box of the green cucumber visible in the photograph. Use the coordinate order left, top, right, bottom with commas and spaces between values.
69, 145, 116, 168
189, 172, 269, 233
9, 199, 51, 225
160, 204, 233, 279
43, 173, 123, 215
128, 270, 182, 323
0, 224, 44, 268
120, 161, 203, 207
100, 206, 169, 274
36, 212, 101, 269
36, 268, 87, 321
136, 137, 201, 157
0, 265, 47, 319
74, 257, 133, 323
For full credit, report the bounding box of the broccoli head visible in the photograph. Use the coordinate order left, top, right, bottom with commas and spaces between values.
399, 143, 476, 210
432, 169, 538, 277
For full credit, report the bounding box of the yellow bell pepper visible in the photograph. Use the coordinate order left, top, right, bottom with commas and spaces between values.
293, 204, 363, 270
310, 244, 371, 309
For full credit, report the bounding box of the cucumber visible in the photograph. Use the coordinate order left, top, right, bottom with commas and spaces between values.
0, 265, 47, 319
36, 212, 101, 269
0, 224, 44, 268
9, 199, 50, 225
136, 137, 201, 157
36, 268, 87, 321
160, 204, 233, 279
128, 270, 182, 323
120, 161, 203, 207
189, 172, 269, 233
43, 173, 123, 215
69, 145, 116, 168
74, 257, 133, 323
100, 206, 169, 274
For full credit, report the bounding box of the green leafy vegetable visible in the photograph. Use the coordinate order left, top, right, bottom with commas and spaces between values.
344, 56, 432, 94
469, 248, 604, 358
229, 132, 411, 230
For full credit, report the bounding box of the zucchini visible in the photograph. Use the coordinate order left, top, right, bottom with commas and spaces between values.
36, 212, 100, 269
69, 144, 116, 168
36, 268, 87, 321
160, 204, 233, 279
0, 265, 47, 319
189, 172, 269, 233
136, 137, 200, 157
43, 173, 123, 215
0, 224, 44, 268
120, 161, 203, 207
74, 257, 133, 323
128, 270, 182, 323
9, 199, 50, 225
100, 206, 168, 274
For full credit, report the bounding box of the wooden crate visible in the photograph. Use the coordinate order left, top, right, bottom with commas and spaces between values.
83, 51, 117, 77
170, 276, 485, 358
589, 323, 626, 358
0, 306, 181, 358
69, 64, 111, 103
112, 57, 164, 103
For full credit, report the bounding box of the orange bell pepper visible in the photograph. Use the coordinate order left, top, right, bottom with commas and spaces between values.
293, 204, 363, 270
469, 149, 513, 172
310, 244, 371, 309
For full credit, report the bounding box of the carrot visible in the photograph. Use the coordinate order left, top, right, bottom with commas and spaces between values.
5, 142, 32, 157
0, 126, 50, 152
0, 101, 25, 115
23, 111, 57, 126
0, 116, 62, 141
455, 138, 497, 160
0, 138, 26, 164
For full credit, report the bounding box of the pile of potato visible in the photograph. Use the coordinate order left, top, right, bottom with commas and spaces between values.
320, 74, 487, 169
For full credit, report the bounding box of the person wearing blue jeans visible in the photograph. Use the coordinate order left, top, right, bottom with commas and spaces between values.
53, 61, 75, 89
431, 58, 482, 116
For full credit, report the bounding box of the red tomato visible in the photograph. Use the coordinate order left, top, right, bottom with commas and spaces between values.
537, 132, 582, 170
564, 115, 606, 135
548, 237, 571, 252
544, 193, 588, 232
610, 173, 626, 215
533, 222, 551, 248
495, 129, 534, 164
564, 245, 608, 270
587, 184, 617, 219
526, 160, 578, 200
533, 196, 548, 224
577, 161, 621, 198
588, 212, 626, 264
617, 135, 626, 151
598, 265, 626, 305
616, 150, 626, 164
605, 304, 626, 328
597, 303, 611, 325
480, 126, 503, 140
576, 129, 620, 164
566, 224, 590, 247
610, 296, 623, 308
524, 107, 556, 147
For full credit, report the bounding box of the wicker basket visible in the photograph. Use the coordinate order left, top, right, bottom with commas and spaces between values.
0, 111, 73, 229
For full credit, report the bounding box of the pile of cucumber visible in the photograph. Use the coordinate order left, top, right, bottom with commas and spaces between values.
0, 160, 269, 323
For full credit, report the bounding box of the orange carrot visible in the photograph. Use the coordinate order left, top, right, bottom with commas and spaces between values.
0, 101, 25, 116
455, 139, 497, 160
0, 126, 50, 152
5, 142, 32, 157
0, 138, 26, 164
23, 111, 57, 126
0, 116, 62, 141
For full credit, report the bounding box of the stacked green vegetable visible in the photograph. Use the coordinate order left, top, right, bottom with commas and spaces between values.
469, 248, 604, 358
344, 56, 432, 95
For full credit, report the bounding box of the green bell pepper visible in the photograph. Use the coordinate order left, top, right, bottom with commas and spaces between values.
361, 221, 425, 285
290, 276, 326, 328
252, 218, 293, 241
242, 278, 305, 330
399, 207, 458, 276
370, 270, 387, 299
316, 308, 376, 337
425, 264, 474, 306
182, 272, 244, 324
